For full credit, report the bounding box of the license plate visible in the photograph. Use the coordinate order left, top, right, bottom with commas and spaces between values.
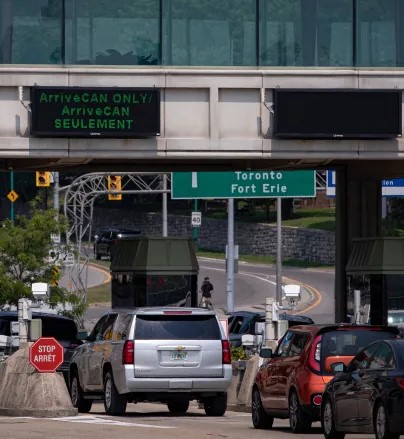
171, 351, 187, 360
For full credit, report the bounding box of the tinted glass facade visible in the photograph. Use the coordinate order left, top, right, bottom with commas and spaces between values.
0, 0, 403, 67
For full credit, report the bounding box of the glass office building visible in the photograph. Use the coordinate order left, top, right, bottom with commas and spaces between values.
1, 0, 404, 67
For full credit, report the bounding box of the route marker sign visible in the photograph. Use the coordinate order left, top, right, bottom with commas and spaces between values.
171, 171, 316, 199
29, 337, 64, 373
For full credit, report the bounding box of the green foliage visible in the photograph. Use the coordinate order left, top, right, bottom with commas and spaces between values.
0, 198, 86, 319
231, 345, 249, 361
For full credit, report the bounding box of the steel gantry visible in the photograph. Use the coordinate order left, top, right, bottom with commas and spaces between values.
63, 172, 170, 307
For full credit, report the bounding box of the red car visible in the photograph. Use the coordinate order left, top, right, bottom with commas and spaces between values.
252, 324, 399, 433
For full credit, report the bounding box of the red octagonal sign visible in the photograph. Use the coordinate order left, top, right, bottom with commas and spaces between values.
29, 337, 64, 373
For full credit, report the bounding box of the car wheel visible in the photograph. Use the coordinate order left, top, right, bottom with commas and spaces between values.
374, 401, 399, 439
104, 371, 127, 416
70, 372, 92, 413
289, 390, 312, 433
251, 387, 274, 429
167, 400, 189, 414
204, 393, 227, 416
322, 398, 345, 439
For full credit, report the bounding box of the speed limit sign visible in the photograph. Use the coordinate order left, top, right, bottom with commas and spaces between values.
191, 211, 202, 227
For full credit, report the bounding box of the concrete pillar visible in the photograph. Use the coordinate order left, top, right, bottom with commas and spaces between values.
335, 167, 382, 323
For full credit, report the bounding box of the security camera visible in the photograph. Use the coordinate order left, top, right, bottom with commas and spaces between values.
31, 282, 49, 299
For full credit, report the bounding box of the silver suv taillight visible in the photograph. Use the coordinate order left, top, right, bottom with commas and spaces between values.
122, 340, 134, 364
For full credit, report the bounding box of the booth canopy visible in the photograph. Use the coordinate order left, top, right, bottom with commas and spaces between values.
110, 237, 199, 273
346, 237, 404, 274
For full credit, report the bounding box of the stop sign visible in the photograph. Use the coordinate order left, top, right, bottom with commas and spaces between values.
29, 337, 64, 373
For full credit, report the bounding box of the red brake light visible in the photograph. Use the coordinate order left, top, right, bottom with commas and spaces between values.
222, 340, 231, 364
396, 378, 404, 390
122, 340, 134, 364
309, 335, 322, 372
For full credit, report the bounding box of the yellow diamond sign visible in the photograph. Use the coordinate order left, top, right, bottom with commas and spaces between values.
7, 190, 19, 203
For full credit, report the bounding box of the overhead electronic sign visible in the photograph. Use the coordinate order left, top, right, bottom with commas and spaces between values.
30, 86, 160, 138
274, 89, 402, 139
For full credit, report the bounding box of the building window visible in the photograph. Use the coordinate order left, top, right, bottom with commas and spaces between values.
0, 0, 63, 64
260, 0, 353, 66
356, 0, 398, 67
162, 0, 257, 66
64, 0, 160, 65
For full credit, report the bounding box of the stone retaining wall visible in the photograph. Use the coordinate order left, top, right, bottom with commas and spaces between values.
93, 209, 335, 265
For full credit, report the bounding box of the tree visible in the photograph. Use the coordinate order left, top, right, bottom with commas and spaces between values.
0, 198, 86, 319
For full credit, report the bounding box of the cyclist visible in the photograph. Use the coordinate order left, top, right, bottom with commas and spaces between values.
199, 276, 214, 309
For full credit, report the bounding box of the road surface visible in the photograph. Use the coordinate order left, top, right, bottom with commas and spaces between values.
83, 258, 335, 328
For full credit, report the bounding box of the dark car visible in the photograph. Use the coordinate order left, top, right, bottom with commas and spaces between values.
93, 228, 141, 260
228, 310, 314, 347
322, 338, 404, 439
252, 324, 400, 433
0, 310, 83, 381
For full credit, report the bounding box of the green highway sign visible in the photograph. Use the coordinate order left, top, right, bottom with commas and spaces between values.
171, 171, 316, 199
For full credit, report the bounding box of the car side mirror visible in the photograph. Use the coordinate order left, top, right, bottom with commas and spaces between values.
331, 362, 346, 373
259, 348, 273, 358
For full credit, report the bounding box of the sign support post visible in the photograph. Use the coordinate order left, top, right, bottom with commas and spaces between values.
276, 198, 283, 306
227, 199, 234, 314
193, 199, 199, 250
10, 170, 14, 224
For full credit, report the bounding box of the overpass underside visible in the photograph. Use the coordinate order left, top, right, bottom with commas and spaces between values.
1, 67, 403, 324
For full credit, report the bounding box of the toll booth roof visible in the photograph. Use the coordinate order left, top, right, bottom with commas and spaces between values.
110, 237, 199, 273
346, 237, 404, 274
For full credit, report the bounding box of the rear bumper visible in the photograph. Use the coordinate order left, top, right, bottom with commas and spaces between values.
116, 365, 232, 395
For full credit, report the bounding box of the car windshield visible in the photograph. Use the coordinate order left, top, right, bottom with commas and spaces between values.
320, 328, 397, 374
0, 318, 12, 336
135, 315, 221, 340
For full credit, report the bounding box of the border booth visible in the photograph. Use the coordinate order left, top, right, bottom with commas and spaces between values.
346, 237, 404, 327
110, 237, 199, 309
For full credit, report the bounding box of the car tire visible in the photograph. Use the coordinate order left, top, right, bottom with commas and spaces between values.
252, 387, 274, 429
322, 398, 345, 439
374, 400, 399, 439
289, 390, 312, 433
204, 393, 227, 416
104, 371, 127, 416
167, 400, 189, 414
70, 372, 92, 413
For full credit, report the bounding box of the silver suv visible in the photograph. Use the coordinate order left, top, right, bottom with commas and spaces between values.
69, 307, 232, 416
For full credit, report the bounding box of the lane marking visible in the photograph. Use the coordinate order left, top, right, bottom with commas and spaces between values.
201, 262, 323, 313
88, 263, 111, 285
49, 415, 176, 428
12, 415, 175, 428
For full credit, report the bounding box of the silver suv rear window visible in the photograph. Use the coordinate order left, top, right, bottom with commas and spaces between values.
135, 315, 221, 340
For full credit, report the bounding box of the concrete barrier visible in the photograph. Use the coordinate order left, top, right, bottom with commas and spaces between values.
0, 343, 77, 417
227, 356, 260, 413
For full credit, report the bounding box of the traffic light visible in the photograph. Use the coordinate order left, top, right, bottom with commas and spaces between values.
107, 175, 122, 201
50, 265, 60, 286
36, 171, 51, 187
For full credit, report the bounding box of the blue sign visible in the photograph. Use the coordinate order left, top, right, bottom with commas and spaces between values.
326, 171, 404, 197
